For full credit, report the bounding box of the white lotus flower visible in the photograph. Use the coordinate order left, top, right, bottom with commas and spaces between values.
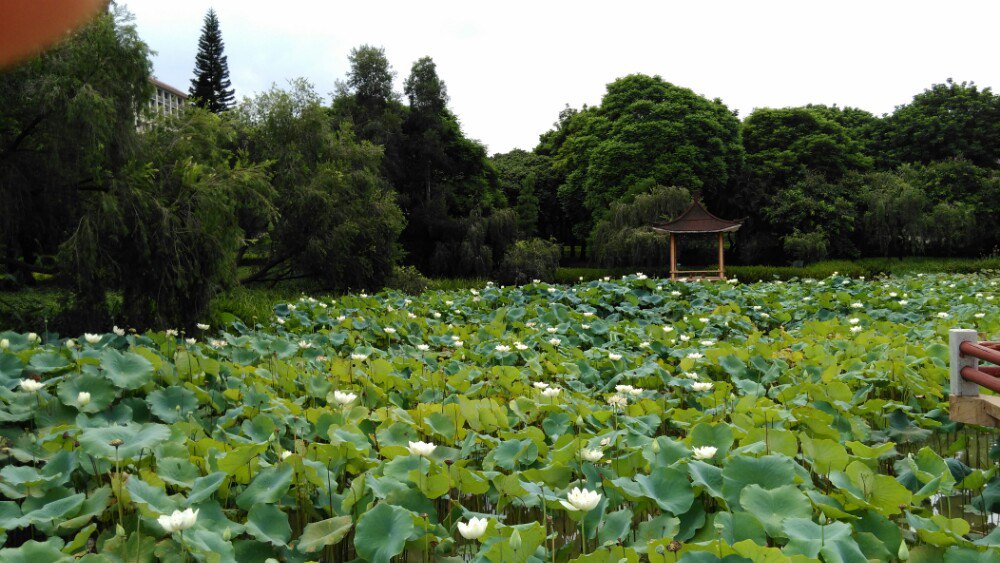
65, 339, 76, 349
333, 390, 357, 406
752, 305, 763, 311
850, 326, 862, 333
360, 293, 369, 298
27, 332, 39, 343
639, 341, 650, 348
671, 291, 682, 296
416, 344, 430, 351
453, 340, 464, 347
407, 440, 436, 457
608, 394, 628, 408
185, 338, 196, 345
350, 353, 368, 361
337, 315, 347, 322
457, 516, 489, 540
850, 302, 863, 309
581, 448, 604, 462
975, 313, 986, 318
679, 335, 691, 342
692, 381, 714, 392
280, 451, 293, 460
112, 326, 125, 336
19, 379, 43, 392
937, 312, 950, 319
275, 318, 285, 325
0, 338, 8, 349
546, 327, 558, 334
533, 382, 549, 389
445, 300, 454, 306
686, 352, 703, 360
692, 446, 718, 460
433, 312, 442, 319
760, 312, 770, 318
84, 333, 102, 344
682, 372, 699, 379
581, 324, 591, 330
582, 312, 594, 318
210, 339, 225, 348
898, 300, 908, 305
408, 313, 417, 319
514, 342, 528, 351
541, 387, 561, 398
298, 341, 311, 349
889, 292, 898, 298
662, 325, 674, 333
608, 352, 622, 361
77, 392, 91, 406
547, 287, 556, 293
495, 344, 511, 353
158, 508, 198, 533
196, 323, 210, 330
560, 487, 602, 512
548, 338, 561, 346
700, 340, 715, 346
166, 329, 179, 337
384, 327, 397, 334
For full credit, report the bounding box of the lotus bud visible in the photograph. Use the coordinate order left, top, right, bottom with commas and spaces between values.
222, 527, 232, 541
651, 440, 660, 453
898, 540, 909, 561
509, 529, 522, 550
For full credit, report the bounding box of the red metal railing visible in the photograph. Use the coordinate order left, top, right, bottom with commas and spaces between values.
956, 338, 1000, 393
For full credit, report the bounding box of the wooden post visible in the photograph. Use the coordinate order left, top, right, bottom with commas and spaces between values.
717, 232, 725, 280
669, 233, 677, 280
950, 329, 979, 397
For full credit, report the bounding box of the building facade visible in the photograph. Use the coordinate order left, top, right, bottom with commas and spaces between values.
141, 78, 188, 127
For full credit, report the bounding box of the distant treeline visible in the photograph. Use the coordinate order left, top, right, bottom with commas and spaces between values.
492, 75, 1000, 267
1, 7, 998, 329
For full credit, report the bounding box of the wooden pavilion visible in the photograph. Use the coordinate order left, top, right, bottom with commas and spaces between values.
651, 199, 743, 280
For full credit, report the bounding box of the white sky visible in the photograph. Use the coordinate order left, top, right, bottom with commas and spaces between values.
122, 0, 1000, 155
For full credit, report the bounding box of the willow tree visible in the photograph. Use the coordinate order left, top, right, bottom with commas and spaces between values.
0, 7, 151, 289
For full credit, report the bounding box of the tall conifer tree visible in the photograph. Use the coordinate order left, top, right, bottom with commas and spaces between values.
189, 9, 234, 112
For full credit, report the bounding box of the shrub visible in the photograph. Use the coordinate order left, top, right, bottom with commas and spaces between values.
385, 265, 430, 294
499, 238, 560, 285
783, 229, 829, 264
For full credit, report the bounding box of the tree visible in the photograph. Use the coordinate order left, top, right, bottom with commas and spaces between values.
590, 186, 691, 268
235, 80, 405, 291
546, 75, 743, 260
189, 9, 235, 113
881, 79, 1000, 168
491, 149, 563, 242
0, 6, 151, 312
66, 108, 272, 329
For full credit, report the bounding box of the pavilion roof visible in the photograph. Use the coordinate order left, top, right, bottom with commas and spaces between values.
651, 199, 743, 234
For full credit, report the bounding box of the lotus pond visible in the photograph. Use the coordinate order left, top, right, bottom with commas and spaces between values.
1, 273, 1000, 562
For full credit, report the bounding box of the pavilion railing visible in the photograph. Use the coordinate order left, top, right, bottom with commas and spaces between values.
949, 328, 1000, 426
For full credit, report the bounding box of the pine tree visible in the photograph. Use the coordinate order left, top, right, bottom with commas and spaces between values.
189, 9, 234, 112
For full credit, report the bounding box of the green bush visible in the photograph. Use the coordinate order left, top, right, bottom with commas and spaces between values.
499, 238, 561, 285
385, 265, 430, 294
782, 229, 829, 263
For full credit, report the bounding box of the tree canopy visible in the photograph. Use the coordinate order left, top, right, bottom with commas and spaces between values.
189, 9, 235, 112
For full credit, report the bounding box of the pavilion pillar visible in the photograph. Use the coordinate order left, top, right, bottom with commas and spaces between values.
718, 232, 725, 279
669, 233, 677, 280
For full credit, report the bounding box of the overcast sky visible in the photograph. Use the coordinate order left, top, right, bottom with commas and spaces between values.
123, 0, 1000, 155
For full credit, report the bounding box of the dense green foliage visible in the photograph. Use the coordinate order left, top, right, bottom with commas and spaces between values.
496, 78, 1000, 265
188, 9, 235, 113
1, 275, 999, 560
3, 4, 1000, 332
